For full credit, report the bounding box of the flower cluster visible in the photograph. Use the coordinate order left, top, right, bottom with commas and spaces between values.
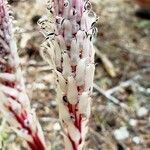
39, 0, 97, 149
0, 0, 45, 149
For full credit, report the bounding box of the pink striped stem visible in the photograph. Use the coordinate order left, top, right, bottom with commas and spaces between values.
0, 0, 46, 149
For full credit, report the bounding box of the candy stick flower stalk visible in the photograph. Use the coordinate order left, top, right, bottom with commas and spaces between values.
38, 0, 97, 149
0, 0, 46, 149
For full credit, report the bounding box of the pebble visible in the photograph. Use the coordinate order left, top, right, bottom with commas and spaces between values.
129, 119, 137, 127
137, 107, 148, 117
114, 127, 129, 140
132, 136, 141, 144
53, 122, 61, 131
50, 100, 57, 108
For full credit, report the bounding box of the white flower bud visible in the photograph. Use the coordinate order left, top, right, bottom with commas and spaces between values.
10, 43, 20, 67
52, 40, 62, 69
40, 43, 55, 69
81, 120, 89, 141
58, 1, 64, 14
62, 19, 72, 45
78, 92, 91, 118
67, 76, 78, 105
81, 11, 96, 31
80, 12, 87, 31
89, 42, 95, 63
75, 0, 83, 18
76, 30, 86, 50
63, 0, 70, 18
84, 64, 95, 92
18, 92, 30, 110
46, 40, 56, 60
56, 85, 64, 104
63, 133, 74, 150
0, 91, 10, 113
10, 100, 22, 114
0, 73, 15, 81
70, 38, 80, 66
0, 84, 19, 98
62, 53, 72, 78
82, 38, 90, 59
6, 113, 21, 128
75, 58, 86, 86
67, 122, 81, 144
56, 35, 66, 51
15, 68, 22, 83
56, 71, 67, 93
72, 20, 79, 34
27, 113, 37, 133
59, 103, 71, 122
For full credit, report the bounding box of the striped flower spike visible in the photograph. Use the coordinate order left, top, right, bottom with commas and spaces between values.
0, 0, 46, 149
39, 0, 97, 149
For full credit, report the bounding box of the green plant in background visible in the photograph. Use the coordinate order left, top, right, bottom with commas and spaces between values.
0, 121, 8, 149
136, 20, 150, 29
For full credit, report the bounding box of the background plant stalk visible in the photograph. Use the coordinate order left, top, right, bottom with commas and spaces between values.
0, 0, 46, 149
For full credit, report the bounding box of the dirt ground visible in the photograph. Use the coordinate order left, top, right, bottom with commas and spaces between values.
0, 0, 149, 149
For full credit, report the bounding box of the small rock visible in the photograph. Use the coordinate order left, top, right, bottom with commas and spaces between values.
53, 122, 61, 131
129, 119, 137, 127
132, 136, 141, 144
50, 100, 57, 108
28, 66, 36, 76
114, 127, 129, 140
137, 107, 148, 117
